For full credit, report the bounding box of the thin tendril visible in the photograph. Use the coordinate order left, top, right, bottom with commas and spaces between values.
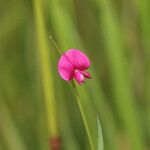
49, 36, 63, 55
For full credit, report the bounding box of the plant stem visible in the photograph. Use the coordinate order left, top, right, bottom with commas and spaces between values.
71, 81, 95, 150
49, 36, 63, 55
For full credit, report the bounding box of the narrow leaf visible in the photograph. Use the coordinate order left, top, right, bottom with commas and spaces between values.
97, 117, 104, 150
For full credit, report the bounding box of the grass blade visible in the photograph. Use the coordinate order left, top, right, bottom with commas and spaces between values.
33, 0, 59, 148
97, 117, 103, 150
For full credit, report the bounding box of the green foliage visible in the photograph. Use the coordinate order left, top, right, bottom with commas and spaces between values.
0, 0, 150, 149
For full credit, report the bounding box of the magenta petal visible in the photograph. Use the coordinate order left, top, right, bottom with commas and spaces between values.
82, 71, 91, 79
64, 49, 90, 70
74, 71, 85, 85
58, 49, 90, 81
58, 53, 74, 81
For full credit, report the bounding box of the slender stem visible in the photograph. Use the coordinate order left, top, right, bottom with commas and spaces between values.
49, 36, 63, 55
72, 81, 95, 150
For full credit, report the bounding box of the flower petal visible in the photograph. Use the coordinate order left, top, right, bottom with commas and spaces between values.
82, 71, 91, 79
74, 71, 85, 85
58, 49, 90, 81
64, 49, 90, 70
58, 53, 74, 81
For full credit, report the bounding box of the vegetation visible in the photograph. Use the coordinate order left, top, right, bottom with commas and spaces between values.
0, 0, 150, 149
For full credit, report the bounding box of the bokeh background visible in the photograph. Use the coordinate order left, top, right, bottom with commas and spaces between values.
0, 0, 150, 150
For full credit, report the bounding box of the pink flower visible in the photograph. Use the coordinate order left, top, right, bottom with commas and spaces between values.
58, 49, 91, 85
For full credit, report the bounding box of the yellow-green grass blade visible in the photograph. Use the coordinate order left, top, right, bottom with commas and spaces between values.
33, 0, 58, 143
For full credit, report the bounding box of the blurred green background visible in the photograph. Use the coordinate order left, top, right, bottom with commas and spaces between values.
0, 0, 150, 150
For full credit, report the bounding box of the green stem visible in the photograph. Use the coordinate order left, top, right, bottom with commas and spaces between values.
49, 36, 63, 55
71, 81, 95, 150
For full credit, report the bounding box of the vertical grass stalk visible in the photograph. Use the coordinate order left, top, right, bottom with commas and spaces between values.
33, 0, 58, 141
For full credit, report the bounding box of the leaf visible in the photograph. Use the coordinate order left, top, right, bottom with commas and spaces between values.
97, 117, 104, 150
